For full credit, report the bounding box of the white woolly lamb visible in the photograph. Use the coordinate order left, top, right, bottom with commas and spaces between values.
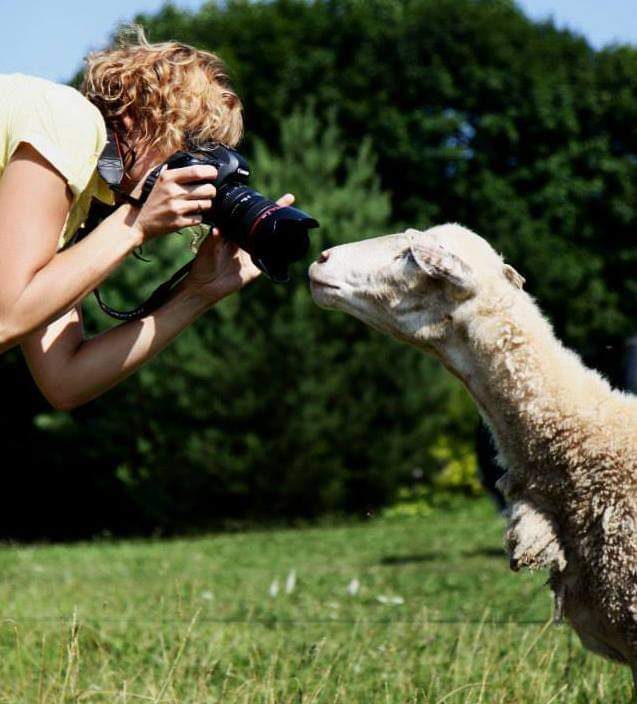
309, 224, 637, 682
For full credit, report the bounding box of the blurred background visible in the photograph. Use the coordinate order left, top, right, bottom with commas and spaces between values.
0, 0, 636, 540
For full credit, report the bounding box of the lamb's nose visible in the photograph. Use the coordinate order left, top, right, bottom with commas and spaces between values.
318, 250, 330, 264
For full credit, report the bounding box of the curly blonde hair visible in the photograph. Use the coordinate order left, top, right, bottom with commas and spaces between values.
82, 25, 243, 171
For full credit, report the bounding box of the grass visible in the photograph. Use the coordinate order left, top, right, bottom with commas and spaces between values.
0, 497, 632, 703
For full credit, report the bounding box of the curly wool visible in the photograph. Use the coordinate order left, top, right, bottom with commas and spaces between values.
453, 260, 637, 670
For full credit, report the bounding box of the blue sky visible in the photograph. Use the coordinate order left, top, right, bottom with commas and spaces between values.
0, 0, 636, 84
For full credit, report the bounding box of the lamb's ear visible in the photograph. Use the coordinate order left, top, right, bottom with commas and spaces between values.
409, 241, 475, 294
502, 263, 525, 290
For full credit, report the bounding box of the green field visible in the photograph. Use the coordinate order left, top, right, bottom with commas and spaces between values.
0, 498, 632, 703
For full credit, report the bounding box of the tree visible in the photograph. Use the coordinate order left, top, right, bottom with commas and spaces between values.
3, 0, 635, 537
22, 107, 474, 534
139, 0, 637, 370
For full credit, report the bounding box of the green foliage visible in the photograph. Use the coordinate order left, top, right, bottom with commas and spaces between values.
139, 0, 637, 369
3, 0, 637, 537
61, 106, 474, 532
382, 485, 473, 518
430, 436, 481, 495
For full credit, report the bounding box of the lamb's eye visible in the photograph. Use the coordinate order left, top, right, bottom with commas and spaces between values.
404, 248, 418, 265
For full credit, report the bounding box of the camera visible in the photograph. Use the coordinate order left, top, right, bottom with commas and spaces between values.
141, 144, 319, 283
84, 134, 319, 321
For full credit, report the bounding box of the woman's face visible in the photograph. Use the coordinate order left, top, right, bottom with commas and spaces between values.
118, 115, 172, 195
119, 143, 170, 195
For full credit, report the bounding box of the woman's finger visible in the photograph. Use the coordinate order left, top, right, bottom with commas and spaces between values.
276, 193, 295, 207
180, 182, 217, 199
175, 215, 204, 228
169, 165, 218, 183
178, 198, 213, 214
196, 229, 223, 255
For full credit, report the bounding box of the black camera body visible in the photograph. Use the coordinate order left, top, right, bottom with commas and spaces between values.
141, 144, 318, 283
142, 144, 251, 195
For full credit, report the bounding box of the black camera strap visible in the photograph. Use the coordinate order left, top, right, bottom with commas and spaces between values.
97, 128, 125, 190
92, 260, 194, 322
67, 130, 195, 322
97, 128, 145, 209
69, 204, 195, 321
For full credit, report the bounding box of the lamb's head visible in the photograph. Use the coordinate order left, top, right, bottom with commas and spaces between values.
308, 224, 525, 347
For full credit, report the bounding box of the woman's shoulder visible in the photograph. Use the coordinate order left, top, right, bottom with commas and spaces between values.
0, 73, 108, 199
3, 73, 106, 137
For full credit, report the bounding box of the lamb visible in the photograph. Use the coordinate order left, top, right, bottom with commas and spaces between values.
308, 224, 637, 680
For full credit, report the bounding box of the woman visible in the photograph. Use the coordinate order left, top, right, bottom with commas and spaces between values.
0, 28, 293, 409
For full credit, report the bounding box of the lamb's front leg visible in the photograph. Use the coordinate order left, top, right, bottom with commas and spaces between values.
504, 497, 567, 573
501, 495, 569, 621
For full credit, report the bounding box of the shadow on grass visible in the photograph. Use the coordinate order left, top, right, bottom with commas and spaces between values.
462, 546, 506, 559
378, 552, 443, 565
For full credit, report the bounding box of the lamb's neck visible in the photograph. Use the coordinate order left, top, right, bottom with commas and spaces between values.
438, 298, 613, 477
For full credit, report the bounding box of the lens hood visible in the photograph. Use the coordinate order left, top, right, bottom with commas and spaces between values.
249, 205, 319, 283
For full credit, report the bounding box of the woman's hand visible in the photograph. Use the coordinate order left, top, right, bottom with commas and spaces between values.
130, 165, 219, 241
183, 193, 295, 304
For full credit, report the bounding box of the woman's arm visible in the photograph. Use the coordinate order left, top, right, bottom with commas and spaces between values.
0, 144, 216, 351
21, 235, 241, 410
21, 196, 295, 410
0, 144, 141, 350
21, 287, 211, 411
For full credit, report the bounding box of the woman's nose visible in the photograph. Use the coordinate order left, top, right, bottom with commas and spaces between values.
318, 250, 330, 264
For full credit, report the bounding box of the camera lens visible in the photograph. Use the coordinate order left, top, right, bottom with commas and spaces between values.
210, 184, 318, 282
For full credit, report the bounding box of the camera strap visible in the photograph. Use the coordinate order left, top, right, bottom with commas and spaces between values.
67, 129, 194, 321
97, 128, 145, 209
92, 260, 194, 322
97, 128, 125, 190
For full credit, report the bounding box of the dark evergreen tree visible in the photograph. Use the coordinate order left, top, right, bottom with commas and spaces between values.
2, 0, 635, 537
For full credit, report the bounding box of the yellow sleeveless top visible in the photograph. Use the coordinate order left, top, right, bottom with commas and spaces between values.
0, 73, 115, 250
